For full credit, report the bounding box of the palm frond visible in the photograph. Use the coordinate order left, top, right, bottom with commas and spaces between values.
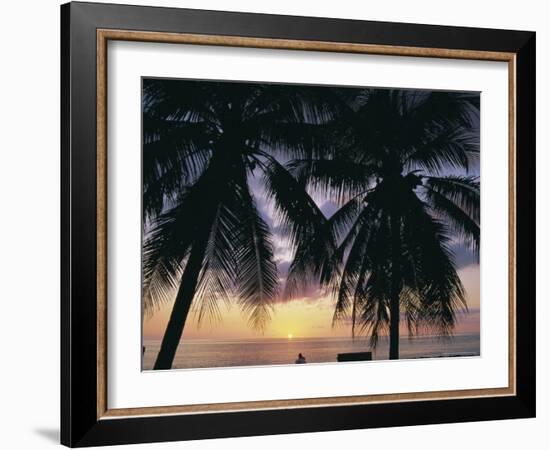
423, 176, 480, 257
192, 203, 240, 326
404, 128, 479, 174
143, 117, 213, 219
328, 196, 363, 243
262, 156, 336, 298
330, 200, 387, 325
254, 122, 338, 161
233, 181, 279, 331
331, 220, 371, 328
400, 192, 467, 336
404, 90, 480, 138
348, 210, 392, 347
143, 78, 220, 125
142, 154, 231, 316
357, 265, 391, 348
287, 158, 374, 203
142, 204, 192, 315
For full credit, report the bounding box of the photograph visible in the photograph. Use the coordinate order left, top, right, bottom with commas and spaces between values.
56, 1, 536, 446
141, 78, 481, 371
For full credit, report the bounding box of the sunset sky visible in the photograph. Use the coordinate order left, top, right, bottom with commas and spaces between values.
143, 173, 480, 341
142, 81, 481, 349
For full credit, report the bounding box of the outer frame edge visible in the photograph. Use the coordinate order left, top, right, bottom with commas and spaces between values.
514, 32, 536, 418
61, 2, 536, 446
60, 2, 72, 447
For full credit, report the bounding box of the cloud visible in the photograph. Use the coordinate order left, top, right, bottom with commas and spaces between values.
450, 242, 478, 269
276, 260, 291, 277
271, 284, 331, 305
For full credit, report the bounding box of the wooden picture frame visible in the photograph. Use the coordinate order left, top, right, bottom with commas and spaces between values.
61, 1, 535, 446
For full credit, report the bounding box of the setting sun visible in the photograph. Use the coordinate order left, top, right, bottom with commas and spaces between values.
287, 333, 293, 339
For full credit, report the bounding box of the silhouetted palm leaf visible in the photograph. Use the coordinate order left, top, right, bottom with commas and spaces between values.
262, 156, 337, 297
233, 182, 279, 331
423, 175, 480, 256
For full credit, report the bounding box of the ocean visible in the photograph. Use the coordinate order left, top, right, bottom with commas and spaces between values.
142, 333, 480, 370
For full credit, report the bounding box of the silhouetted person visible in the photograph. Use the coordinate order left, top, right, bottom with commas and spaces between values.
295, 353, 307, 364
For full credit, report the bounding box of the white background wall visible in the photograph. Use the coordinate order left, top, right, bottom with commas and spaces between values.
0, 1, 546, 449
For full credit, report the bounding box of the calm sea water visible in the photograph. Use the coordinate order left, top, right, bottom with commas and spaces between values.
142, 334, 480, 370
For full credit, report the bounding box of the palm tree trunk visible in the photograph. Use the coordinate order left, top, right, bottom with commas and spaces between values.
389, 210, 401, 360
153, 228, 210, 370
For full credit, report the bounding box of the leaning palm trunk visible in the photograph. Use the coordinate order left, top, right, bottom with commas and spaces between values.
151, 152, 231, 370
389, 209, 401, 360
153, 229, 210, 370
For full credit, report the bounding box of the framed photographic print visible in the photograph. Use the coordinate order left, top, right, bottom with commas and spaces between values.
60, 1, 536, 447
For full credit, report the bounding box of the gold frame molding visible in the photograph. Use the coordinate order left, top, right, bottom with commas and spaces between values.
96, 29, 516, 420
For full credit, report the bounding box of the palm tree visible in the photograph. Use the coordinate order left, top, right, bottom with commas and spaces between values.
142, 79, 333, 369
286, 88, 480, 360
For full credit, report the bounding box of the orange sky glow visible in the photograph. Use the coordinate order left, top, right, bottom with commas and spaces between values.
143, 263, 480, 341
